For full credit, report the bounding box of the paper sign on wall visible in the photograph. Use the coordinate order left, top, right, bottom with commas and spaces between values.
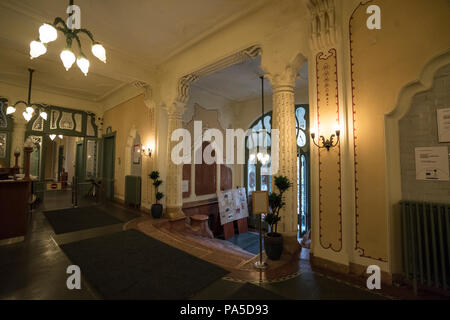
437, 108, 450, 143
415, 146, 449, 181
182, 180, 189, 193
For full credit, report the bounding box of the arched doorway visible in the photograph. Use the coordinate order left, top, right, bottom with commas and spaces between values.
244, 104, 310, 237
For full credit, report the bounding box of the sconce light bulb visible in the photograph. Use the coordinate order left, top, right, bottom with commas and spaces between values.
77, 55, 90, 76
40, 111, 48, 120
60, 48, 76, 70
39, 23, 58, 44
23, 111, 32, 122
92, 43, 107, 63
30, 40, 47, 59
6, 105, 16, 115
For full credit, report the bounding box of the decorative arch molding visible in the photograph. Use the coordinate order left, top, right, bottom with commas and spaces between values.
175, 45, 262, 103
385, 49, 450, 271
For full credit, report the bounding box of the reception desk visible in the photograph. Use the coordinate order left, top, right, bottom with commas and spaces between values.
0, 180, 30, 244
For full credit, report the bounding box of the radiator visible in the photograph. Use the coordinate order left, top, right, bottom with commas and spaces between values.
125, 175, 141, 207
401, 201, 450, 292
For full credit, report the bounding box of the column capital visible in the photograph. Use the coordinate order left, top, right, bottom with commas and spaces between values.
264, 53, 306, 92
166, 100, 186, 117
266, 67, 298, 92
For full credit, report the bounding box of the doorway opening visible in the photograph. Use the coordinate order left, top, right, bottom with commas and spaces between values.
245, 104, 311, 239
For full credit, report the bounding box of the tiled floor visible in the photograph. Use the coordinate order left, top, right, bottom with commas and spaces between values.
0, 199, 442, 300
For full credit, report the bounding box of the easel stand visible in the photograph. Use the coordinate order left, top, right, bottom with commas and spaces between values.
254, 213, 268, 270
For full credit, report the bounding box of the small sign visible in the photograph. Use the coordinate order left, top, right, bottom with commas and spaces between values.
182, 180, 189, 193
133, 144, 141, 164
415, 146, 449, 181
252, 190, 269, 214
437, 108, 450, 143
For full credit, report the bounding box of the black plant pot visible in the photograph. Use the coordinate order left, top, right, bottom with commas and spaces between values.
264, 232, 283, 260
151, 204, 163, 219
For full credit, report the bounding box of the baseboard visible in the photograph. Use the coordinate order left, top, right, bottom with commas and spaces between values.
310, 253, 393, 285
113, 196, 150, 216
310, 254, 350, 274
349, 262, 393, 285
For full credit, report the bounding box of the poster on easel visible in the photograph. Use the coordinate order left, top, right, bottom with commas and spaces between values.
217, 187, 249, 225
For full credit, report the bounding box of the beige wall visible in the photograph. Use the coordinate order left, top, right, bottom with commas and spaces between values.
102, 94, 155, 208
305, 0, 450, 273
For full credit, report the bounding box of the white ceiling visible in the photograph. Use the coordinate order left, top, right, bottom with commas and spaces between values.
0, 0, 263, 102
191, 56, 308, 102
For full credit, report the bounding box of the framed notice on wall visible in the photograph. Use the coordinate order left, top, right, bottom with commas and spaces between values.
133, 144, 141, 164
217, 188, 249, 225
437, 108, 450, 143
252, 191, 269, 214
415, 146, 449, 181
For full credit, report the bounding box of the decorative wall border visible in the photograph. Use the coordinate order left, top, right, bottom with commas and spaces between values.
316, 48, 342, 252
349, 0, 387, 262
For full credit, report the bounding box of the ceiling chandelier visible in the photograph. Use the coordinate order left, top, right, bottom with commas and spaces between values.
6, 68, 49, 122
29, 0, 106, 76
249, 76, 270, 166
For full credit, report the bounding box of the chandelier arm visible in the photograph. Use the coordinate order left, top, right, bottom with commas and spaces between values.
53, 17, 69, 31
74, 28, 95, 43
13, 101, 28, 108
74, 35, 83, 54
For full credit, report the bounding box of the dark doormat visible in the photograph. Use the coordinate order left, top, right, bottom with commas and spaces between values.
44, 206, 122, 234
227, 283, 285, 300
60, 229, 229, 299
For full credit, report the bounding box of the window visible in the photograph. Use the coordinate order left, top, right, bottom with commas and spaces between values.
245, 105, 310, 235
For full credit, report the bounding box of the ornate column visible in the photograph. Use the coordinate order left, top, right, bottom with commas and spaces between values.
165, 100, 186, 219
269, 67, 301, 254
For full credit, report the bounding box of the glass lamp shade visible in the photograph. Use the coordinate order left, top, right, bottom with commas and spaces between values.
58, 135, 63, 139
249, 153, 256, 163
77, 55, 90, 76
23, 111, 32, 122
26, 106, 34, 114
39, 23, 57, 43
49, 134, 56, 141
60, 48, 76, 71
30, 40, 47, 59
91, 43, 106, 63
6, 106, 16, 115
40, 111, 48, 120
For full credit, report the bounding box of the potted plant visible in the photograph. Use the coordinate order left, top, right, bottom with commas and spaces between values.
264, 175, 292, 260
149, 171, 164, 218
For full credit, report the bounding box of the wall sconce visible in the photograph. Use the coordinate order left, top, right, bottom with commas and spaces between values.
311, 129, 340, 151
141, 145, 152, 157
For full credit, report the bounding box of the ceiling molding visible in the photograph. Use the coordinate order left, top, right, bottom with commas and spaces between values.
158, 0, 269, 65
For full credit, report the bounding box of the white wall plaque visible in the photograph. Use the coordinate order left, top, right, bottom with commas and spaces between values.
415, 146, 449, 181
437, 108, 450, 143
182, 180, 189, 193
